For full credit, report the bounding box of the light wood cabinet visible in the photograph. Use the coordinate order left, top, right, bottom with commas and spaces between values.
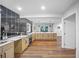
14, 39, 22, 54
22, 37, 29, 51
3, 47, 14, 58
0, 42, 14, 58
0, 47, 2, 58
14, 37, 29, 54
53, 33, 57, 40
32, 33, 36, 41
32, 33, 57, 40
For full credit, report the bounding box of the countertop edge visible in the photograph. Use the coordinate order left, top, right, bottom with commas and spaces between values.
0, 33, 32, 47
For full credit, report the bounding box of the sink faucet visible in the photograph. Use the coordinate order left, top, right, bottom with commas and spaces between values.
2, 32, 8, 40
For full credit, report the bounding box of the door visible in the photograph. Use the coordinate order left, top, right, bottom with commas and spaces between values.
64, 15, 76, 49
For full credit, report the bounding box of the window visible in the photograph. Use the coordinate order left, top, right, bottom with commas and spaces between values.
40, 25, 48, 32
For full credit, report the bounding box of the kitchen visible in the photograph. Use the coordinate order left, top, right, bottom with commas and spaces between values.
0, 0, 79, 58
0, 5, 32, 58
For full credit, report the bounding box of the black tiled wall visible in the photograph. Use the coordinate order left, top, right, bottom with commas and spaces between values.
0, 5, 32, 37
1, 5, 20, 36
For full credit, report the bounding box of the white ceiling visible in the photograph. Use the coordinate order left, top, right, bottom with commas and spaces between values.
1, 0, 78, 17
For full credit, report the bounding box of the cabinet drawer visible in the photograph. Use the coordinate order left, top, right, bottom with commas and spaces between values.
0, 42, 14, 58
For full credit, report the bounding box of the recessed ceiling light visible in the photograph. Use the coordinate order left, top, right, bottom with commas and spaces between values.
17, 6, 22, 11
41, 5, 46, 10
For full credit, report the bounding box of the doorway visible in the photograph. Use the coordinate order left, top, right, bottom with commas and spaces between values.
64, 13, 76, 49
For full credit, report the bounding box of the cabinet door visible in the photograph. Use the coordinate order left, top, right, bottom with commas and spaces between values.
2, 42, 14, 58
32, 34, 34, 41
53, 33, 57, 40
49, 33, 51, 40
14, 39, 22, 53
4, 48, 14, 58
22, 38, 29, 51
32, 34, 36, 41
35, 33, 37, 40
40, 33, 42, 40
0, 47, 2, 58
2, 48, 14, 58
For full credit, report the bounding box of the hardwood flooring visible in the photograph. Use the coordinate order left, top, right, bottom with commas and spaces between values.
16, 40, 76, 58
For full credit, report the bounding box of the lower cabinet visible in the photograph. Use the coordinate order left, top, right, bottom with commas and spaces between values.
22, 37, 29, 51
32, 33, 36, 42
32, 33, 57, 40
0, 42, 14, 58
0, 47, 2, 58
14, 37, 29, 54
2, 48, 14, 58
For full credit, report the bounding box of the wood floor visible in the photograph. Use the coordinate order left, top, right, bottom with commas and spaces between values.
16, 40, 76, 58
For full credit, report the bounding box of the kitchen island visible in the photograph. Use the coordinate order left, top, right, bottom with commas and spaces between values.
32, 32, 57, 41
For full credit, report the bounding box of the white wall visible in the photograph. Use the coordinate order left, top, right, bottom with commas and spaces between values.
62, 1, 79, 57
29, 17, 61, 32
76, 8, 79, 58
0, 9, 1, 37
53, 23, 62, 36
32, 23, 53, 32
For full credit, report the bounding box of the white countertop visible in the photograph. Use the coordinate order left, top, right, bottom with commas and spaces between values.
32, 32, 56, 33
0, 33, 32, 47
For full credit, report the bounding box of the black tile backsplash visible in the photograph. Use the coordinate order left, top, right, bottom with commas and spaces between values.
0, 5, 20, 39
0, 5, 32, 40
20, 18, 32, 34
